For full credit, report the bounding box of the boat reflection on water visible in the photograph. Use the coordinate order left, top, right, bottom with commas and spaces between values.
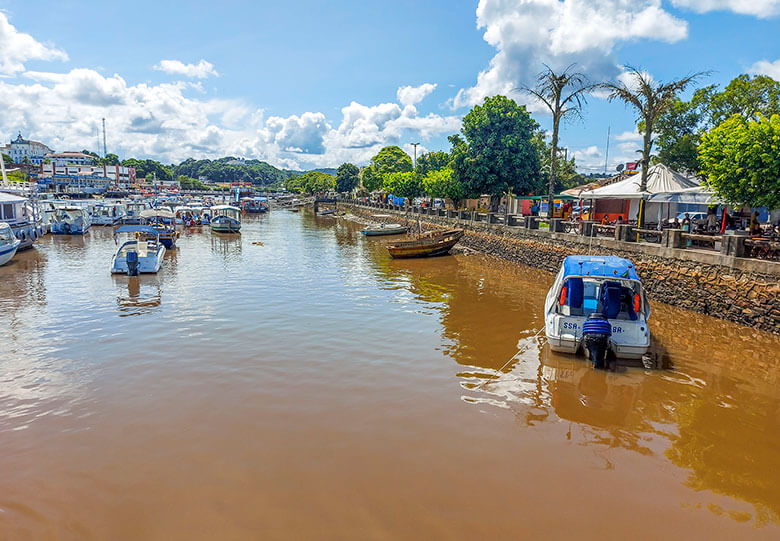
114, 275, 162, 317
209, 232, 242, 258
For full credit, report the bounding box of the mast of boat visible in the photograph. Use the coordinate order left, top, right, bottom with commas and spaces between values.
0, 151, 7, 184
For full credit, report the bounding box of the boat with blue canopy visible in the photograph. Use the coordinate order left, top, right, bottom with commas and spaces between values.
140, 209, 179, 249
544, 255, 651, 369
111, 225, 166, 275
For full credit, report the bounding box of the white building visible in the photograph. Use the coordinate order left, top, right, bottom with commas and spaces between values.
44, 151, 96, 166
6, 134, 54, 165
39, 163, 137, 189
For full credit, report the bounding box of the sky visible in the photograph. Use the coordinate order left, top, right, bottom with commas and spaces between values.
0, 0, 778, 173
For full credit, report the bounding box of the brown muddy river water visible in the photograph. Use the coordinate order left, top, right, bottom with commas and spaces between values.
1, 210, 779, 539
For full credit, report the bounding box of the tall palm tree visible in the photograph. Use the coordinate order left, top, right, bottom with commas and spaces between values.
521, 64, 596, 218
601, 67, 708, 194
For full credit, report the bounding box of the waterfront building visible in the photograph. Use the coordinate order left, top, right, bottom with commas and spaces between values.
38, 163, 136, 193
44, 151, 96, 166
5, 134, 54, 165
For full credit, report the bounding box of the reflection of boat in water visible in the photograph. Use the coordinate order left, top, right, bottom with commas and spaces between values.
110, 226, 166, 275
544, 255, 650, 369
386, 229, 464, 258
361, 223, 407, 236
210, 205, 242, 233
114, 274, 162, 316
0, 222, 21, 266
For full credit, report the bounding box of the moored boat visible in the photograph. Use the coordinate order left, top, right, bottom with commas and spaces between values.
544, 255, 651, 369
111, 225, 166, 275
210, 205, 242, 233
0, 222, 21, 266
0, 192, 44, 249
361, 223, 407, 236
140, 209, 179, 249
386, 229, 463, 258
50, 206, 91, 235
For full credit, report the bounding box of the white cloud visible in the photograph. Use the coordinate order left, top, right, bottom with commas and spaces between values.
748, 59, 780, 80
453, 0, 688, 109
153, 59, 218, 79
396, 83, 437, 107
670, 0, 780, 18
0, 13, 460, 170
613, 130, 641, 142
0, 12, 67, 75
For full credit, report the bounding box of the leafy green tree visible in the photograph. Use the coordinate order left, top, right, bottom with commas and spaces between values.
422, 167, 468, 208
651, 96, 706, 173
450, 95, 542, 210
360, 165, 382, 192
21, 156, 31, 164
1, 153, 12, 165
532, 131, 582, 192
383, 171, 422, 199
99, 153, 120, 166
601, 67, 707, 196
371, 146, 413, 175
706, 74, 780, 126
285, 171, 336, 194
176, 175, 206, 190
284, 175, 306, 193
414, 151, 450, 178
698, 114, 780, 209
521, 64, 596, 216
335, 163, 359, 193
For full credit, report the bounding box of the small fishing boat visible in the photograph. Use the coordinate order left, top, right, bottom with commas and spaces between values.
210, 205, 242, 233
140, 209, 179, 249
91, 202, 125, 225
111, 225, 166, 276
544, 255, 651, 369
50, 206, 91, 235
317, 208, 336, 216
386, 229, 463, 258
122, 201, 150, 224
361, 223, 407, 236
0, 222, 21, 266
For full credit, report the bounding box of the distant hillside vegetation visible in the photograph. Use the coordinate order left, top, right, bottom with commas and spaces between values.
174, 157, 299, 185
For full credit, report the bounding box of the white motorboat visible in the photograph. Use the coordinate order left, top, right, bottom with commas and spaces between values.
50, 206, 91, 235
544, 255, 651, 369
210, 205, 242, 233
122, 201, 150, 224
91, 202, 125, 225
111, 225, 166, 275
0, 192, 44, 249
0, 222, 21, 266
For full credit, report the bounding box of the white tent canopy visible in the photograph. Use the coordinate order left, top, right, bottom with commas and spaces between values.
582, 164, 700, 200
647, 185, 723, 205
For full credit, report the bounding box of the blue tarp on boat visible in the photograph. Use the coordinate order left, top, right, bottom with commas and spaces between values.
562, 255, 639, 281
115, 225, 160, 236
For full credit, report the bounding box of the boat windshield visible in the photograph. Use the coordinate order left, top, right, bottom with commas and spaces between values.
0, 223, 14, 242
555, 277, 644, 320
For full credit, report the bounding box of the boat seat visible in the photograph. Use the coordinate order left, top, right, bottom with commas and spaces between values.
599, 281, 622, 319
560, 277, 584, 316
136, 240, 148, 257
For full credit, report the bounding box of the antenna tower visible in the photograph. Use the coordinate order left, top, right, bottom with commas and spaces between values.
102, 118, 107, 157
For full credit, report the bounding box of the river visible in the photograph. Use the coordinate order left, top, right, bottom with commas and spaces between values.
1, 210, 779, 539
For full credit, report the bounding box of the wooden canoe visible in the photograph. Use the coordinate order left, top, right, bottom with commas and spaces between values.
361, 224, 407, 236
386, 229, 464, 258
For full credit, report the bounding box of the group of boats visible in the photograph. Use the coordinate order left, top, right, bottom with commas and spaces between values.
360, 217, 651, 369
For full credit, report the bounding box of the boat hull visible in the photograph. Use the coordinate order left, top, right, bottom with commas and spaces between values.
387, 229, 464, 259
0, 240, 21, 266
361, 226, 407, 236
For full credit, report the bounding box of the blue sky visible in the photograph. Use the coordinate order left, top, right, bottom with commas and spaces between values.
1, 0, 779, 172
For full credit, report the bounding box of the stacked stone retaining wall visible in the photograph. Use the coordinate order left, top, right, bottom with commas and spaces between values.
344, 203, 780, 335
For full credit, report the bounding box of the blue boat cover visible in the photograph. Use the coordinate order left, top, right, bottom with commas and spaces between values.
562, 255, 639, 281
115, 225, 160, 236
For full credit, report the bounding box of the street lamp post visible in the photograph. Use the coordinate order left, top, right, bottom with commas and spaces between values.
411, 142, 420, 168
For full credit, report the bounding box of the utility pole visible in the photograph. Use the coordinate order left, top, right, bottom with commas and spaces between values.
411, 142, 420, 168
102, 118, 107, 158
603, 126, 610, 175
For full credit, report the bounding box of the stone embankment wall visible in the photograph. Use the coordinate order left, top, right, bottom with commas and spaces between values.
344, 203, 780, 335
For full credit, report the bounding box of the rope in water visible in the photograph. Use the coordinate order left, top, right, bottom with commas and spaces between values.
474, 326, 546, 390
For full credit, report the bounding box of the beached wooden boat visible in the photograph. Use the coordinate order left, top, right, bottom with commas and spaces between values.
361, 223, 407, 236
386, 229, 464, 258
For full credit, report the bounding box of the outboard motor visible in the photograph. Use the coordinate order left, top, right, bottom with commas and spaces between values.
126, 250, 140, 277
582, 313, 612, 369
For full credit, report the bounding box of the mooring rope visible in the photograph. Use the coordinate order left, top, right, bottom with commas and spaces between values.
473, 326, 546, 390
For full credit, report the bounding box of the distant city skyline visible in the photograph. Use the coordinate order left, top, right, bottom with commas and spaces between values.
0, 0, 778, 172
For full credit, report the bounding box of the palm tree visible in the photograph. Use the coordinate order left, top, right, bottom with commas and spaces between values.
521, 64, 597, 218
601, 67, 708, 194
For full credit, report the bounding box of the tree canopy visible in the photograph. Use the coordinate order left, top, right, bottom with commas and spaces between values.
335, 163, 359, 193
283, 171, 335, 194
422, 167, 468, 208
450, 95, 542, 209
383, 171, 422, 199
414, 151, 450, 178
361, 146, 413, 193
698, 114, 780, 209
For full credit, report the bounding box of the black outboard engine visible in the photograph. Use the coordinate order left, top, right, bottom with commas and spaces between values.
582, 313, 612, 369
126, 250, 140, 277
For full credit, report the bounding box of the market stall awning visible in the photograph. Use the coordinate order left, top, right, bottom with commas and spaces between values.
579, 164, 700, 199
